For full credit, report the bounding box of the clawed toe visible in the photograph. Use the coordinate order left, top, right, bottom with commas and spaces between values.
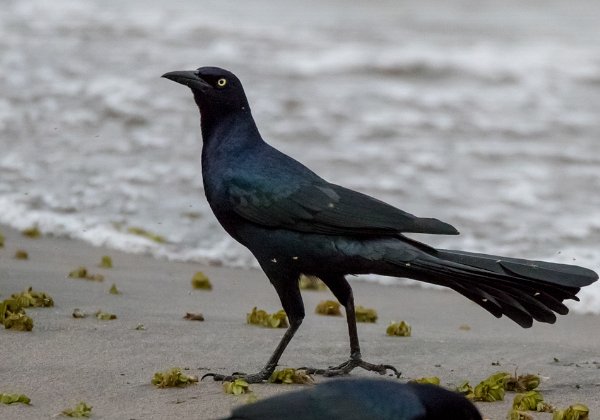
201, 371, 270, 383
302, 359, 401, 378
201, 372, 230, 381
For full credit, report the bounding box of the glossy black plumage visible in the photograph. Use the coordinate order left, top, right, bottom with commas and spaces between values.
225, 379, 482, 420
163, 66, 598, 381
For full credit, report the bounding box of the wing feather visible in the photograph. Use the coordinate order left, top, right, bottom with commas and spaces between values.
228, 177, 458, 236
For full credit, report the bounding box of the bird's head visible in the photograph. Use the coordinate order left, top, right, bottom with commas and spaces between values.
162, 66, 249, 116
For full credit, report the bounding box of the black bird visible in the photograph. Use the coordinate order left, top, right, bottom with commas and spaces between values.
162, 67, 598, 383
224, 378, 482, 420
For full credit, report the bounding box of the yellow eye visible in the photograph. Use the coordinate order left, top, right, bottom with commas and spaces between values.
217, 78, 227, 88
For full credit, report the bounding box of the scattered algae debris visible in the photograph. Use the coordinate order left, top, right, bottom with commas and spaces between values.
191, 272, 212, 290
458, 372, 541, 403
61, 401, 92, 417
0, 299, 33, 331
512, 390, 554, 412
246, 307, 288, 328
11, 287, 54, 308
552, 404, 589, 420
506, 373, 540, 392
456, 381, 475, 399
299, 275, 327, 290
471, 372, 510, 402
68, 267, 104, 282
127, 226, 166, 243
151, 368, 198, 388
0, 288, 53, 330
99, 256, 113, 268
72, 308, 87, 318
315, 300, 342, 316
0, 393, 31, 405
223, 379, 251, 395
0, 231, 4, 247
386, 321, 411, 337
355, 305, 378, 323
95, 310, 117, 320
183, 312, 204, 321
269, 368, 314, 385
21, 225, 41, 238
108, 283, 121, 295
14, 250, 29, 260
409, 377, 440, 386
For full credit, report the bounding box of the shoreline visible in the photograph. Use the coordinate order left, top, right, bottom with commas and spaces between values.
1, 223, 598, 419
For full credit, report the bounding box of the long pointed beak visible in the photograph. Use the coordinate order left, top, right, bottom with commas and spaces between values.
162, 70, 211, 90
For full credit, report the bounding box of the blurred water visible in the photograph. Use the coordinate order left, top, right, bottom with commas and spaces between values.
1, 0, 599, 311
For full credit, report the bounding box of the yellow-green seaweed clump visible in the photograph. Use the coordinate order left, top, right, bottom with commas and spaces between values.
552, 404, 589, 420
458, 372, 541, 402
61, 401, 92, 417
191, 272, 212, 290
386, 321, 411, 337
4, 313, 34, 331
269, 368, 314, 385
355, 305, 378, 323
108, 283, 121, 295
506, 373, 540, 392
0, 393, 31, 405
14, 250, 29, 260
21, 225, 41, 238
456, 381, 475, 399
99, 256, 113, 268
409, 377, 440, 386
299, 275, 327, 290
11, 287, 54, 308
223, 379, 251, 395
512, 390, 554, 412
246, 307, 288, 328
471, 372, 510, 402
68, 267, 104, 282
0, 231, 5, 247
0, 299, 33, 331
95, 310, 117, 320
151, 368, 198, 388
315, 300, 342, 316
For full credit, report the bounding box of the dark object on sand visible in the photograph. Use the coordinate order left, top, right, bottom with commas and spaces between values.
163, 67, 598, 383
224, 378, 482, 420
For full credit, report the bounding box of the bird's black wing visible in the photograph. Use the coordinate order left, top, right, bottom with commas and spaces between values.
227, 175, 458, 236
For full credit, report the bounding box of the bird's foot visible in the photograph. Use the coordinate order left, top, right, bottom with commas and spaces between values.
201, 369, 272, 384
302, 358, 401, 378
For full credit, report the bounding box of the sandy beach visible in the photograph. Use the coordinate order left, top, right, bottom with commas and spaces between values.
1, 224, 598, 419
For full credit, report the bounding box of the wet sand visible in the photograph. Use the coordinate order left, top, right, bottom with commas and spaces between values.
1, 224, 598, 419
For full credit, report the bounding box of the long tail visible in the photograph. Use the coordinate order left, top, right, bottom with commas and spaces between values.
403, 249, 598, 328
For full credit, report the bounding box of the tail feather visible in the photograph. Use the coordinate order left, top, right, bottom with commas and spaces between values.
409, 259, 547, 327
400, 249, 598, 328
436, 249, 596, 287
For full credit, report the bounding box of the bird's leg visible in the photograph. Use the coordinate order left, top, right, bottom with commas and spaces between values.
203, 271, 305, 383
202, 318, 302, 383
303, 276, 401, 378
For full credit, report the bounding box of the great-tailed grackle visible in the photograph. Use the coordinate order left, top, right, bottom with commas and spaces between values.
163, 67, 598, 383
224, 378, 482, 420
